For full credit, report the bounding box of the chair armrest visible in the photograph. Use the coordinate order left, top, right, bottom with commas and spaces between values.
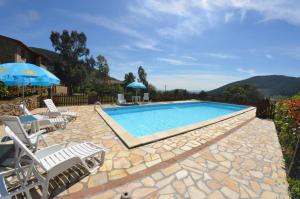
28, 129, 46, 139
35, 144, 64, 159
58, 108, 68, 112
42, 112, 62, 117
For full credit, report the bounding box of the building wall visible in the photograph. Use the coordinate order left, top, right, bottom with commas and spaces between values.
0, 36, 48, 70
0, 37, 17, 64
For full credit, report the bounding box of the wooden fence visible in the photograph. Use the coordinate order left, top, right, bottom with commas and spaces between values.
38, 94, 116, 107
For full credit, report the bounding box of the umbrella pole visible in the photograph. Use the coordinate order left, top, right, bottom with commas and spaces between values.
51, 85, 53, 99
22, 85, 24, 103
136, 89, 137, 103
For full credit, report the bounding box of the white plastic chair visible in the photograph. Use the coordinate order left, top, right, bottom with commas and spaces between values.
0, 116, 47, 151
117, 94, 127, 105
20, 104, 67, 130
43, 99, 77, 121
143, 93, 150, 102
5, 127, 106, 198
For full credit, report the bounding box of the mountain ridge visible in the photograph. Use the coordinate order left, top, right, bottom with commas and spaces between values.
208, 75, 300, 97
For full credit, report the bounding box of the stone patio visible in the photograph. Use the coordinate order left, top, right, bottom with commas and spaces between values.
75, 118, 289, 199
0, 104, 290, 198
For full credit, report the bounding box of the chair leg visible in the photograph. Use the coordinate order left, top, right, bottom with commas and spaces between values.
41, 182, 49, 199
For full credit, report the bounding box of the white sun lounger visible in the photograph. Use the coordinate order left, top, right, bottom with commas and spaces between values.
20, 104, 67, 130
3, 127, 106, 198
143, 93, 150, 102
43, 99, 77, 121
1, 116, 47, 151
117, 93, 127, 105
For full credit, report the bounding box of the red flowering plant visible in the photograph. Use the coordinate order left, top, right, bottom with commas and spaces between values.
288, 100, 300, 122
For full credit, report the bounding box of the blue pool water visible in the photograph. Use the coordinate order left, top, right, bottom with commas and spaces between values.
104, 102, 248, 137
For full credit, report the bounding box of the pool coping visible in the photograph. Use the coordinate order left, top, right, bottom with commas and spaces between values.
96, 101, 256, 148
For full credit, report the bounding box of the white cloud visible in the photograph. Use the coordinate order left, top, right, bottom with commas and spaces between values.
129, 0, 300, 40
121, 44, 136, 51
134, 40, 161, 51
157, 58, 185, 65
75, 13, 144, 40
181, 55, 197, 61
265, 54, 273, 59
224, 12, 234, 23
157, 17, 207, 39
157, 57, 217, 67
207, 53, 239, 59
140, 0, 191, 17
236, 67, 256, 76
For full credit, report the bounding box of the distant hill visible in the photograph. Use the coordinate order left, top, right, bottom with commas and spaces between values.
30, 47, 123, 84
208, 75, 300, 97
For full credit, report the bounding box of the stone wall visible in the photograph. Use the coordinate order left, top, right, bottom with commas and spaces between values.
0, 95, 39, 117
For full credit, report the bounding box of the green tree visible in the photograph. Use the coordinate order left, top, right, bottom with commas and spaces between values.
50, 30, 89, 59
138, 66, 148, 87
124, 72, 135, 87
50, 30, 90, 94
198, 90, 208, 100
223, 84, 263, 104
96, 55, 109, 81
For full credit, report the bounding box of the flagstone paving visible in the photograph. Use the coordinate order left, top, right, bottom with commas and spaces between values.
69, 118, 289, 199
31, 105, 255, 196
1, 104, 289, 198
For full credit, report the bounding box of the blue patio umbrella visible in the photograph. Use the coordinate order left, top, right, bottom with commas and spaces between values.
0, 63, 60, 99
127, 82, 146, 89
127, 82, 146, 102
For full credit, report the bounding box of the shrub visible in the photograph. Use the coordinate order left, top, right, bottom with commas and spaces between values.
289, 178, 300, 199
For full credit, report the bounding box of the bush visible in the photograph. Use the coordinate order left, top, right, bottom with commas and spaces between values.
274, 100, 298, 167
289, 178, 300, 199
0, 83, 8, 97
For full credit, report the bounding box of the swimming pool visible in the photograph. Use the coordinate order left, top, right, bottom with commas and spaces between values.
104, 102, 248, 138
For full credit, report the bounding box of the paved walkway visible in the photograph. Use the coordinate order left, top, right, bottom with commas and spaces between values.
75, 118, 289, 199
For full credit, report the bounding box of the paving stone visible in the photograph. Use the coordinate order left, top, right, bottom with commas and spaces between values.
152, 172, 164, 180
68, 183, 83, 194
190, 172, 202, 181
188, 186, 206, 199
157, 176, 175, 188
223, 178, 239, 192
183, 176, 194, 187
249, 170, 264, 179
88, 172, 108, 188
175, 170, 188, 180
159, 185, 175, 195
172, 180, 186, 194
196, 181, 211, 194
161, 151, 175, 161
90, 190, 116, 199
126, 164, 146, 174
114, 157, 131, 169
108, 169, 127, 180
207, 180, 222, 190
207, 191, 225, 199
142, 177, 155, 187
131, 187, 156, 198
162, 163, 181, 176
146, 158, 162, 167
261, 191, 277, 199
221, 186, 239, 199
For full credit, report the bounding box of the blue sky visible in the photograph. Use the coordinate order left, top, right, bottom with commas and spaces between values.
1, 0, 300, 91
